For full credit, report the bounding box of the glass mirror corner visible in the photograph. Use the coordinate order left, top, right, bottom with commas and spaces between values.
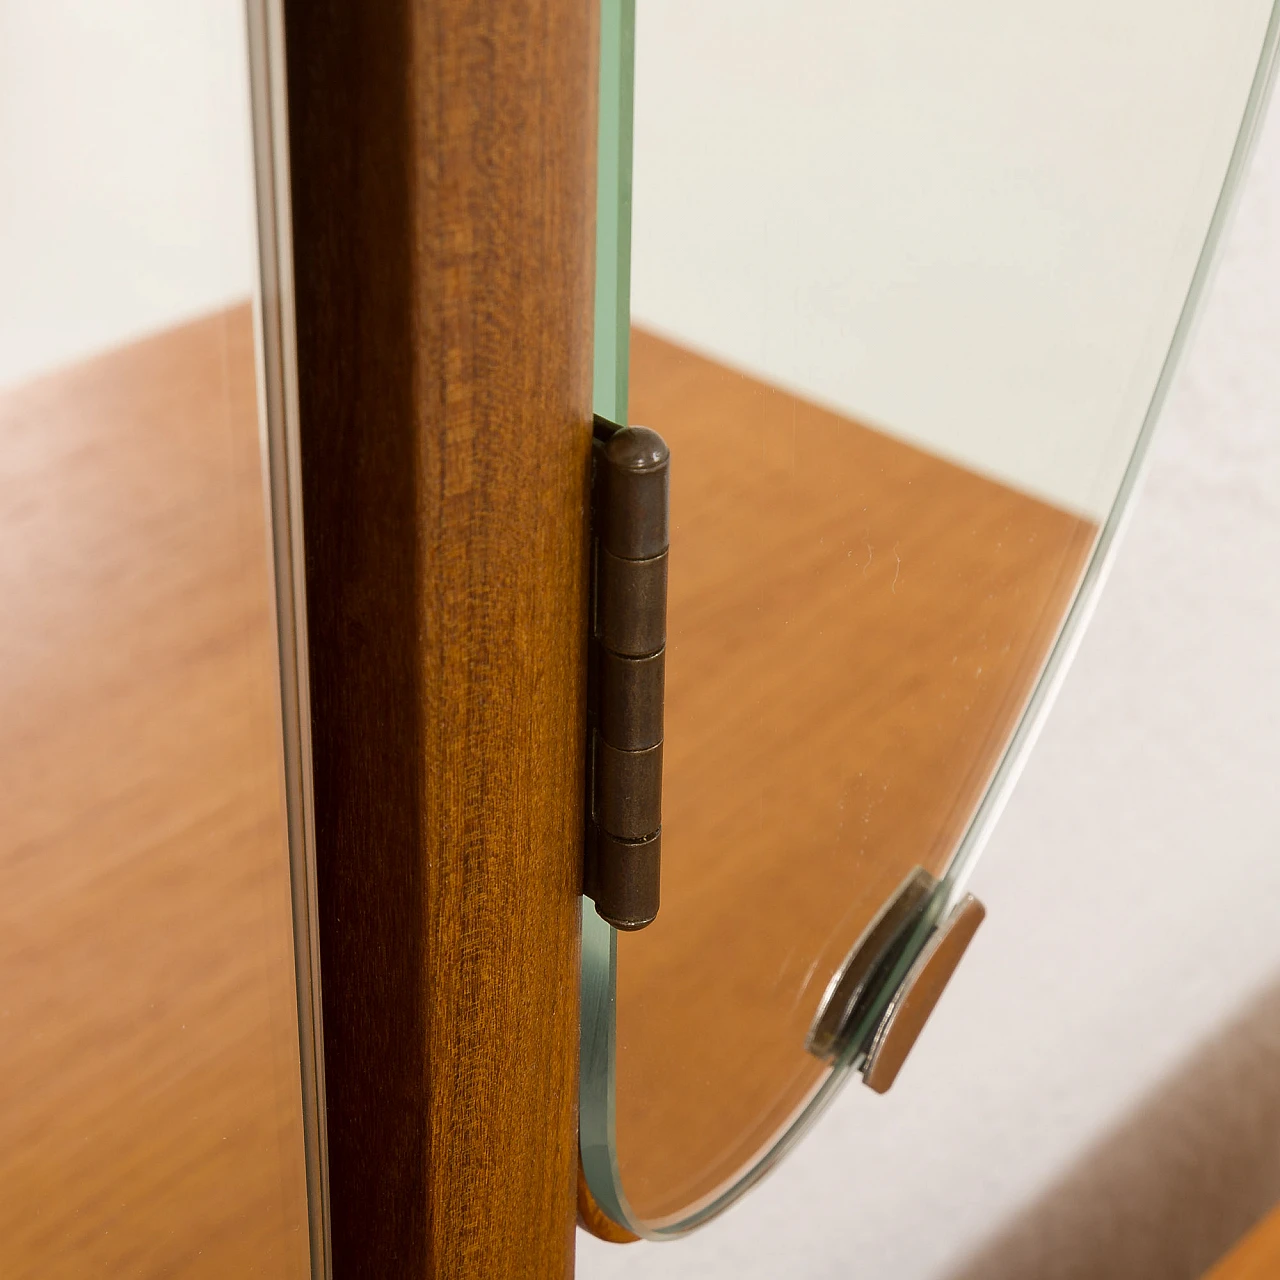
581, 0, 1280, 1238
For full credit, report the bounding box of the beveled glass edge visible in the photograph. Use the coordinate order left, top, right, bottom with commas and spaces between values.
583, 0, 1280, 1242
245, 2, 333, 1274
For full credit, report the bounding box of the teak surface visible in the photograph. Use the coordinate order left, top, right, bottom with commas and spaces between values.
1206, 1202, 1280, 1280
612, 329, 1097, 1221
0, 308, 310, 1277
284, 1, 597, 1274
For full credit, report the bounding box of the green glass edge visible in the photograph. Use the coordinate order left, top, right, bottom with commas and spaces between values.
593, 0, 635, 425
580, 0, 635, 1239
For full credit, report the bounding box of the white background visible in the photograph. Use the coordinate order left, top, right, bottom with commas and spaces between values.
629, 0, 1273, 519
580, 38, 1280, 1280
0, 0, 255, 390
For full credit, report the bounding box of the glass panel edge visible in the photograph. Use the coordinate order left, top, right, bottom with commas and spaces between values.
245, 2, 333, 1274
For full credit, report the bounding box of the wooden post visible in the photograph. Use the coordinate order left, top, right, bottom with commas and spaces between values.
282, 2, 597, 1273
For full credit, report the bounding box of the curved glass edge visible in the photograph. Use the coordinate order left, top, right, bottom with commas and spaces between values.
580, 890, 932, 1240
245, 2, 332, 1274
585, 0, 1280, 1242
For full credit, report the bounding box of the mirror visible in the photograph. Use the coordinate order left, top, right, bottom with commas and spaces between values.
0, 3, 322, 1272
582, 0, 1280, 1235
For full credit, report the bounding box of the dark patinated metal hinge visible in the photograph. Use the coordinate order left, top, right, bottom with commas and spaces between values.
584, 416, 669, 931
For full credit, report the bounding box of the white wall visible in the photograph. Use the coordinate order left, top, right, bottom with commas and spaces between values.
0, 0, 256, 390
579, 49, 1280, 1280
630, 0, 1272, 519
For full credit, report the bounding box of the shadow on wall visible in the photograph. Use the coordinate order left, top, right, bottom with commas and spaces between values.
947, 976, 1280, 1280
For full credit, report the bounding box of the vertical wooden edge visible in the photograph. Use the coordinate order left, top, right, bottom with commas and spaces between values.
284, 0, 598, 1274
577, 1160, 640, 1245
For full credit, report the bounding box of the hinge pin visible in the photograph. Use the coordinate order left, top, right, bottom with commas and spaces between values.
586, 421, 669, 931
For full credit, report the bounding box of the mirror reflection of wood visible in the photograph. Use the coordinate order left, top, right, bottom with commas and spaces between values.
0, 307, 311, 1276
614, 328, 1097, 1222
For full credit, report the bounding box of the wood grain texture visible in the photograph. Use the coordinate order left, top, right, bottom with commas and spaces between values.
611, 329, 1097, 1221
283, 2, 598, 1274
0, 308, 310, 1276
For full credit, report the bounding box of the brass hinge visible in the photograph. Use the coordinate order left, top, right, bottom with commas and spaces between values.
583, 415, 669, 931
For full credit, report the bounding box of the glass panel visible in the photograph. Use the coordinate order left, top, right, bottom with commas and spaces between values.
583, 0, 1280, 1234
0, 2, 319, 1272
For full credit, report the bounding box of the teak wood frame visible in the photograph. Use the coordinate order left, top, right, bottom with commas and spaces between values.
282, 2, 599, 1274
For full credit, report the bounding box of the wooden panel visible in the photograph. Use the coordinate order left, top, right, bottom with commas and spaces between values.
612, 330, 1097, 1220
283, 2, 597, 1274
1206, 1203, 1280, 1279
0, 308, 311, 1276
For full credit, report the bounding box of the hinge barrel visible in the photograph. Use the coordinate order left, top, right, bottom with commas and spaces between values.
587, 421, 669, 931
598, 648, 664, 749
597, 548, 668, 655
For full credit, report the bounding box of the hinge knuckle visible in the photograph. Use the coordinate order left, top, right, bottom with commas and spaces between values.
597, 548, 667, 655
595, 739, 663, 837
598, 648, 664, 750
594, 830, 662, 932
598, 425, 670, 560
586, 421, 669, 931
